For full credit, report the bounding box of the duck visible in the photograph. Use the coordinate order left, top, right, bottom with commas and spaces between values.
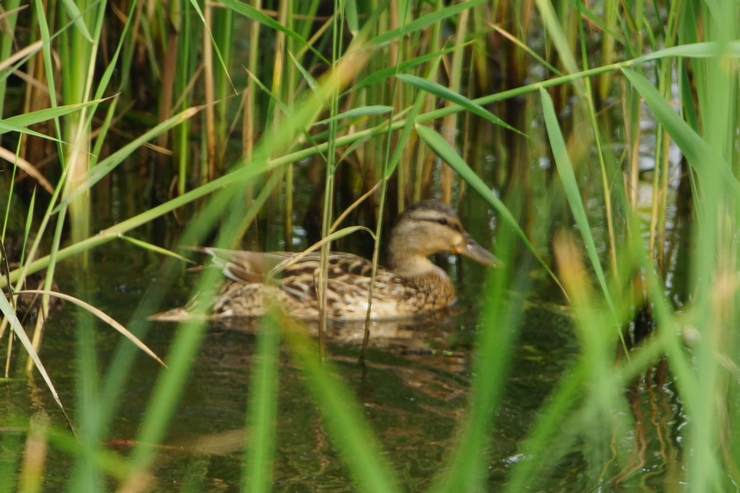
151, 200, 498, 321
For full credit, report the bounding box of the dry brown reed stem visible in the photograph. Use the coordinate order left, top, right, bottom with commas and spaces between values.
203, 2, 216, 181
156, 29, 178, 166
440, 8, 469, 204
273, 0, 290, 248
0, 148, 54, 194
626, 92, 642, 209
0, 39, 42, 73
242, 0, 262, 205
20, 43, 50, 175
657, 129, 671, 274
23, 279, 46, 374
4, 327, 12, 377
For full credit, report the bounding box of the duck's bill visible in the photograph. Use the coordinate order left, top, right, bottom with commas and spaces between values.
453, 236, 502, 267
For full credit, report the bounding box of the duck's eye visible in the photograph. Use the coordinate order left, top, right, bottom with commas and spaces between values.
436, 217, 448, 226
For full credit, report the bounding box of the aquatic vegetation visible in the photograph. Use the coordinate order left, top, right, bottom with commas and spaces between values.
0, 0, 737, 491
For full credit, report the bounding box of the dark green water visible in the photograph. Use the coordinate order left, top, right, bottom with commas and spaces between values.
0, 231, 686, 491
0, 234, 577, 490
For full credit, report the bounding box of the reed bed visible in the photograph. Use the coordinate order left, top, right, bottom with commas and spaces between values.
0, 0, 737, 491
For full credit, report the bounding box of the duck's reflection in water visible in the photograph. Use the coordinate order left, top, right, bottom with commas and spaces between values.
210, 305, 468, 354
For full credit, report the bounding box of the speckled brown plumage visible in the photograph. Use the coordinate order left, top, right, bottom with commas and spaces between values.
151, 200, 498, 321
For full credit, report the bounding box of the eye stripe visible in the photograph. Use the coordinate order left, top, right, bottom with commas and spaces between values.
420, 217, 463, 232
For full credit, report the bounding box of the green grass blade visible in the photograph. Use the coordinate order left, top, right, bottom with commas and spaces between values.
431, 219, 527, 492
3, 156, 287, 287
621, 67, 740, 198
242, 307, 281, 493
350, 45, 461, 93
219, 0, 328, 65
20, 187, 36, 268
504, 361, 588, 492
369, 0, 486, 47
0, 120, 60, 141
533, 0, 578, 74
397, 74, 525, 135
119, 235, 194, 263
415, 124, 564, 294
539, 87, 613, 311
314, 105, 393, 125
282, 319, 402, 493
383, 56, 444, 179
346, 0, 359, 37
55, 106, 202, 211
0, 294, 72, 427
187, 0, 235, 93
288, 51, 320, 93
59, 0, 92, 41
4, 98, 109, 128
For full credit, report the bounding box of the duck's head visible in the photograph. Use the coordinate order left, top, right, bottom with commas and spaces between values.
387, 200, 500, 277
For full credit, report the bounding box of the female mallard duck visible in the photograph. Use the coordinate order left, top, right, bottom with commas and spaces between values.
153, 200, 498, 321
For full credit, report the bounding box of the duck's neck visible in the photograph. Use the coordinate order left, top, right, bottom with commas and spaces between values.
387, 236, 446, 279
389, 251, 438, 278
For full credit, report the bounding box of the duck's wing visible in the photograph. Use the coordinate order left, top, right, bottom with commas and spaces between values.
195, 248, 377, 283
194, 247, 294, 283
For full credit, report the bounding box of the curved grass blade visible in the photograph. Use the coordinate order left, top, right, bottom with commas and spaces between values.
634, 41, 740, 63
267, 225, 375, 279
4, 98, 111, 128
0, 294, 73, 429
0, 147, 54, 194
533, 0, 578, 74
187, 0, 235, 94
219, 0, 328, 65
3, 156, 286, 288
539, 87, 613, 312
119, 235, 194, 263
289, 51, 319, 94
621, 67, 740, 198
415, 124, 566, 295
0, 120, 60, 141
14, 290, 166, 368
314, 105, 393, 125
369, 0, 486, 48
384, 56, 444, 179
54, 106, 202, 212
59, 0, 92, 41
346, 0, 359, 37
350, 45, 462, 93
397, 74, 525, 136
281, 316, 402, 493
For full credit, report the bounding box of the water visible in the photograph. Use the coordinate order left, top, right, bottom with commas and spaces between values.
0, 232, 593, 491
0, 115, 690, 491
